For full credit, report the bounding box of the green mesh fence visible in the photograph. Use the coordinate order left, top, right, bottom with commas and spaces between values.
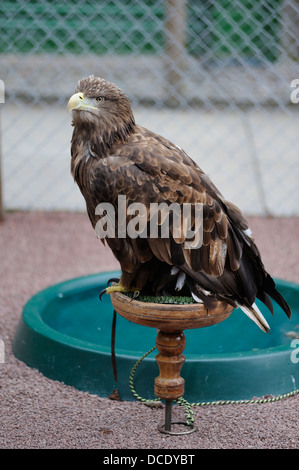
0, 0, 281, 60
0, 0, 298, 215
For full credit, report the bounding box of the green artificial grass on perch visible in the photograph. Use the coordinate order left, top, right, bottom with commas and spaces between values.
123, 292, 196, 304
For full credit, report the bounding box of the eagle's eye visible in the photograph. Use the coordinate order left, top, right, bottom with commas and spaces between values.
96, 96, 105, 102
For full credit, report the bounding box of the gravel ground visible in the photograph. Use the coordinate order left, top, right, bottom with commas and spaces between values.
0, 211, 298, 449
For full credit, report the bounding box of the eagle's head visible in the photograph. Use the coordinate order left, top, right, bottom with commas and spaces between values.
68, 75, 135, 148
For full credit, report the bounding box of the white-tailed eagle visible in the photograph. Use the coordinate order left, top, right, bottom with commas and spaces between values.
68, 76, 291, 333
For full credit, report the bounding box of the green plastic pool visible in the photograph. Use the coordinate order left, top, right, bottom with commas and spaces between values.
13, 271, 299, 402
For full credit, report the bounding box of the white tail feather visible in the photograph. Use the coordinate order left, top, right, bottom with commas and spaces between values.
191, 292, 203, 303
237, 302, 270, 333
175, 271, 186, 291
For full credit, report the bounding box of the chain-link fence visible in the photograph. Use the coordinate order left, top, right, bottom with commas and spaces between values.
1, 0, 299, 216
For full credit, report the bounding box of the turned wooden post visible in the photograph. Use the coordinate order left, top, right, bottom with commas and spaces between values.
154, 330, 186, 400
110, 291, 234, 434
154, 330, 187, 433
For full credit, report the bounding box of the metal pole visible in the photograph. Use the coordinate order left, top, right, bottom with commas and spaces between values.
164, 0, 187, 106
282, 0, 299, 60
164, 399, 173, 431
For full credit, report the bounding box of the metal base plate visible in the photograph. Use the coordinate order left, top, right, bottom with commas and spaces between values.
157, 421, 197, 435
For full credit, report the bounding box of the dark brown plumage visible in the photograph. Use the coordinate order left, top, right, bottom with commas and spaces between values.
68, 75, 291, 332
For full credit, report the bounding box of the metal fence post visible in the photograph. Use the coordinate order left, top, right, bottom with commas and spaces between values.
164, 0, 187, 106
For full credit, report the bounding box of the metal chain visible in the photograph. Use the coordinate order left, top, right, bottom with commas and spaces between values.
129, 346, 299, 426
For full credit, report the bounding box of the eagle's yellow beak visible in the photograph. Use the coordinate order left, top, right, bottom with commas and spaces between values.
67, 92, 98, 112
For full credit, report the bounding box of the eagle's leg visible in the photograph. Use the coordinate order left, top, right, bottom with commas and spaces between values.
99, 281, 140, 300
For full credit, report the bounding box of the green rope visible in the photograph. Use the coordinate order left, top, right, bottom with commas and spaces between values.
129, 346, 161, 405
129, 346, 299, 426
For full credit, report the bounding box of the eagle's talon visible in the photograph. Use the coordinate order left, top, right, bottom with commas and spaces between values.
99, 282, 139, 300
107, 277, 120, 286
105, 282, 128, 295
99, 288, 107, 301
99, 278, 121, 301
